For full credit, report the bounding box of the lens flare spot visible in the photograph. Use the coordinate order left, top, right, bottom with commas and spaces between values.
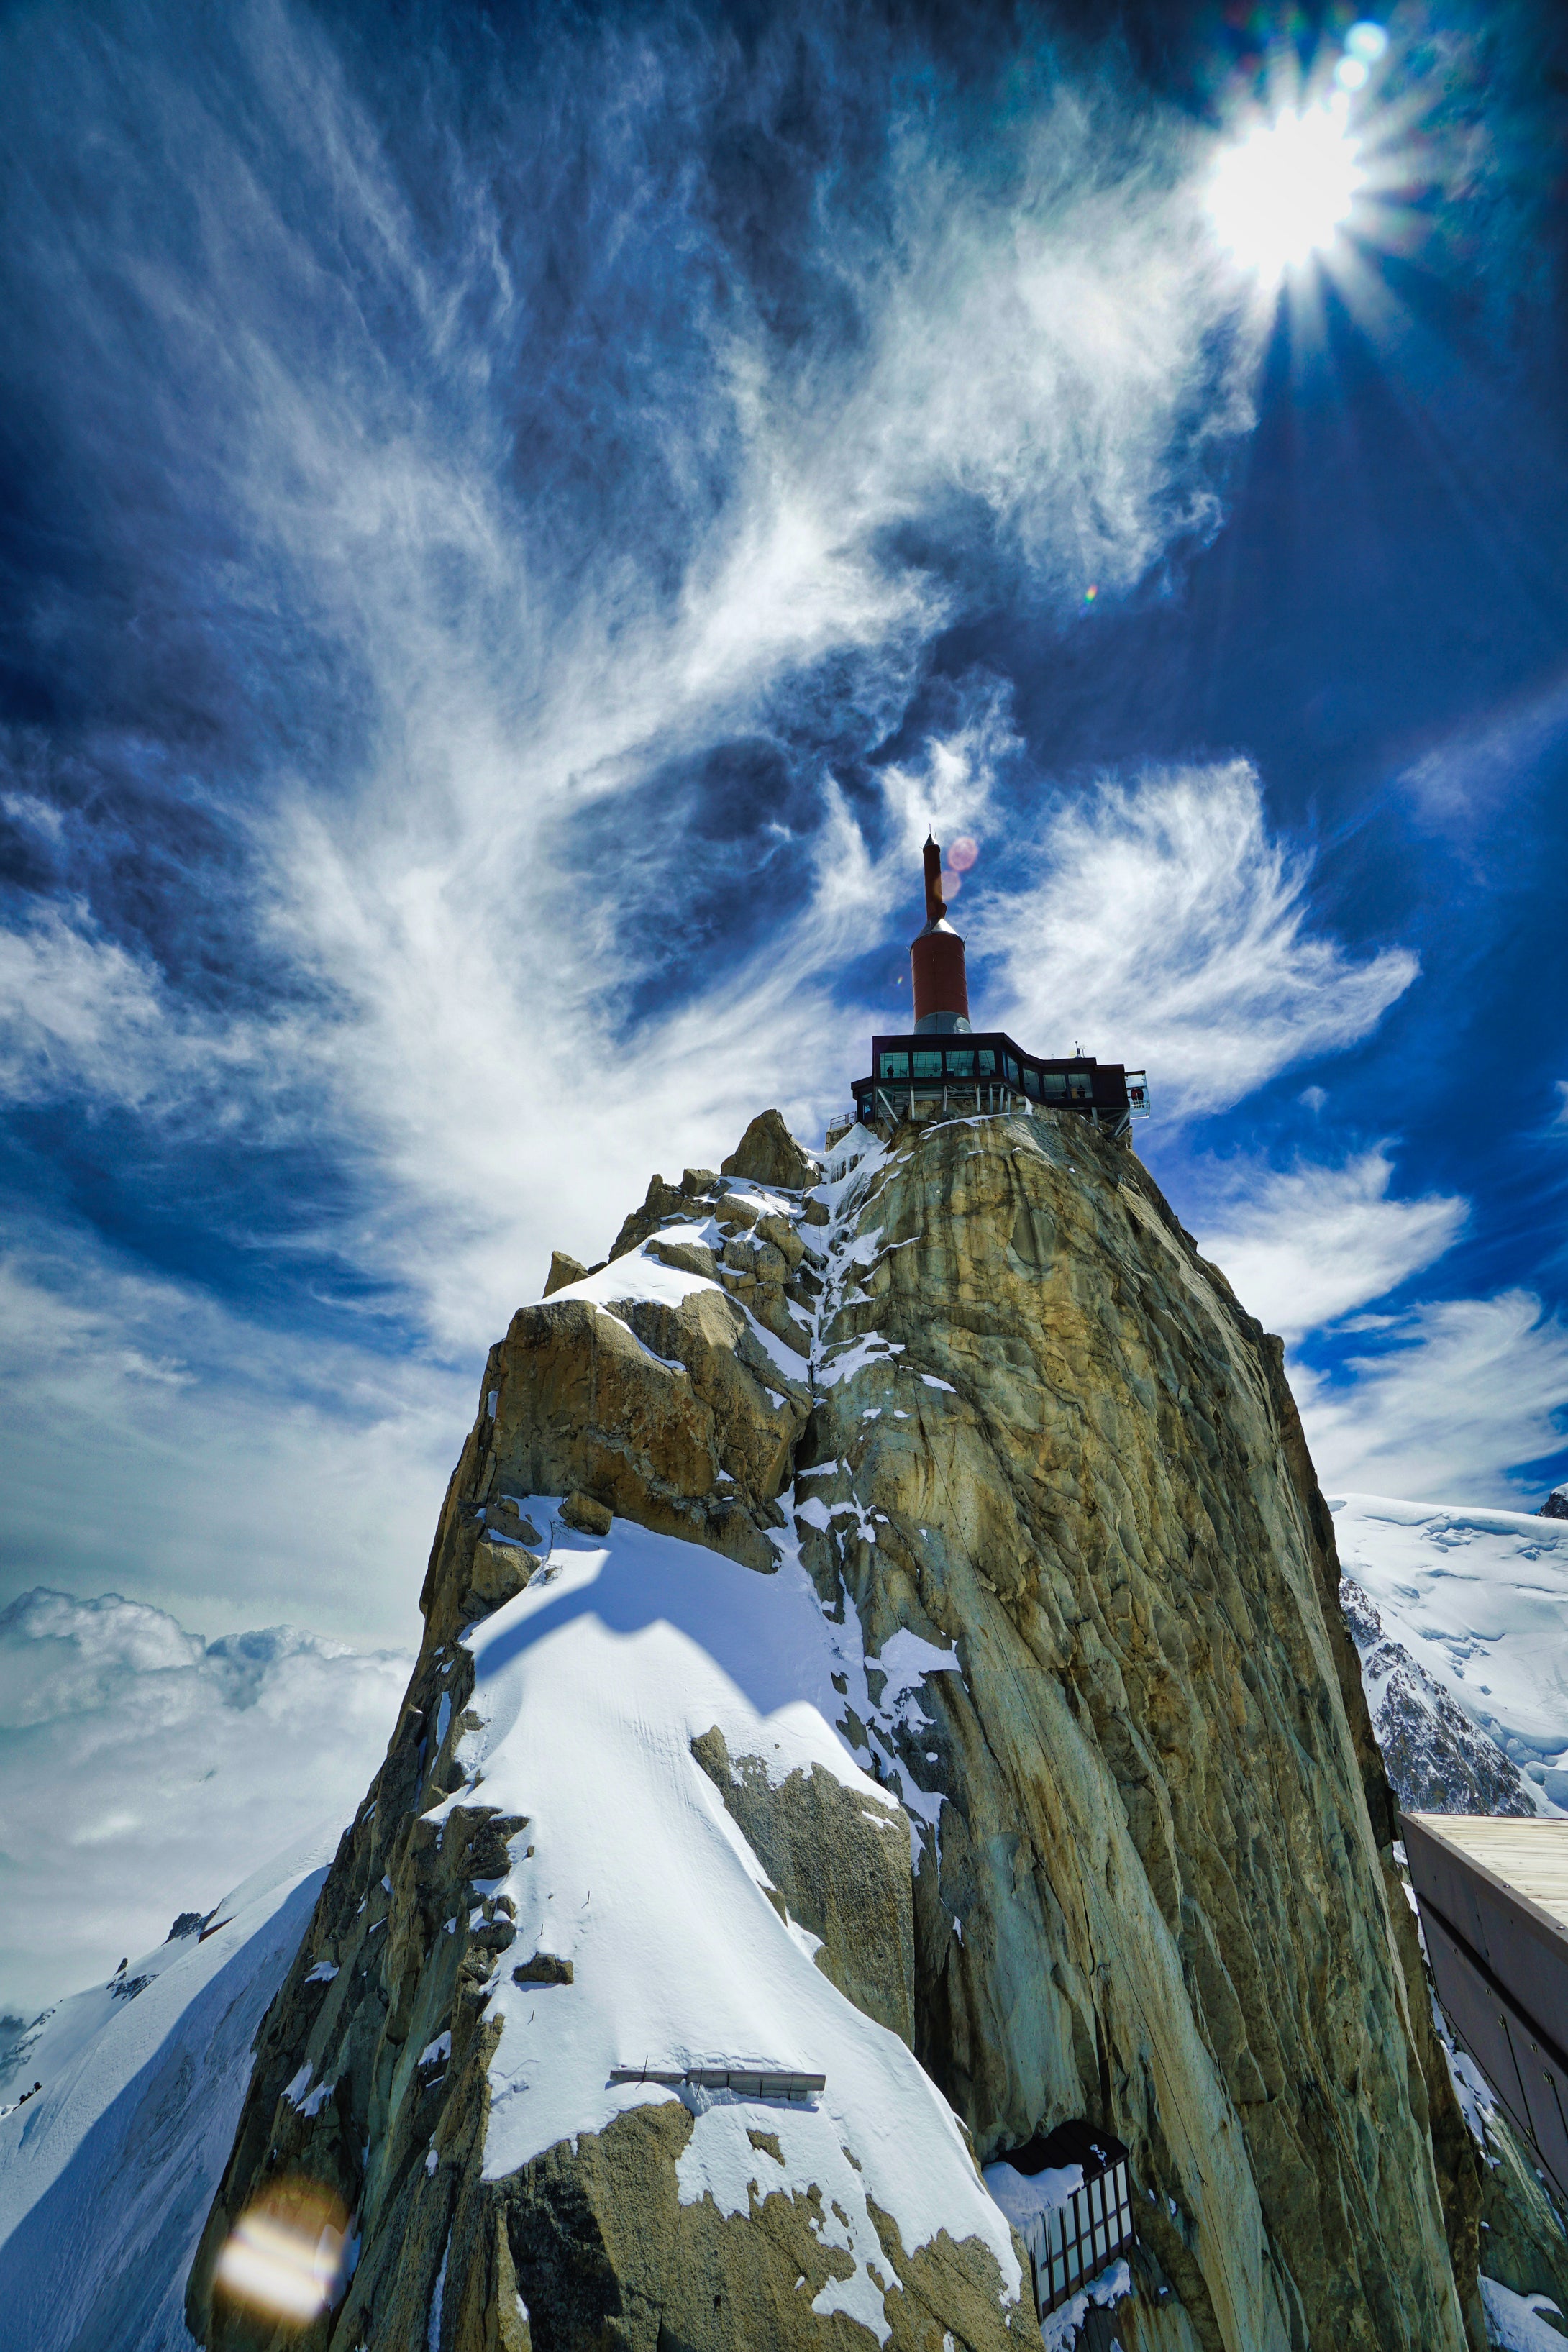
214, 2182, 352, 2323
1208, 99, 1365, 276
1083, 583, 1098, 603
939, 867, 962, 900
1345, 21, 1389, 62
947, 837, 979, 872
1334, 54, 1369, 91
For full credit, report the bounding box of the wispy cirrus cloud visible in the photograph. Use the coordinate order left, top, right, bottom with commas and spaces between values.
0, 1237, 462, 1646
1297, 1289, 1568, 1508
0, 0, 1450, 1645
1191, 1145, 1467, 1341
0, 3, 1288, 1334
970, 762, 1418, 1115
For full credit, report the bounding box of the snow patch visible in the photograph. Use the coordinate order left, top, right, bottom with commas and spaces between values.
816, 1336, 906, 1389
675, 2096, 895, 2343
1036, 2258, 1133, 2351
0, 1827, 334, 2351
1480, 2276, 1568, 2351
982, 2159, 1084, 2234
537, 1247, 720, 1316
435, 1511, 1018, 2309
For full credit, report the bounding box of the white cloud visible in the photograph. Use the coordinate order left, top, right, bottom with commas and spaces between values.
1193, 1147, 1467, 1340
1295, 1290, 1568, 1506
0, 1238, 462, 1648
0, 13, 1446, 1709
0, 897, 320, 1144
0, 1586, 409, 2018
973, 762, 1418, 1116
0, 904, 188, 1113
1398, 668, 1568, 830
0, 5, 1286, 1352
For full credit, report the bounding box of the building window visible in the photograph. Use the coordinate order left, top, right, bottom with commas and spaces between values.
977, 1049, 996, 1075
1004, 1056, 1020, 1085
1068, 1071, 1092, 1101
913, 1051, 943, 1077
984, 2123, 1134, 2321
1041, 1072, 1067, 1098
879, 1052, 910, 1079
1023, 1069, 1041, 1100
947, 1049, 975, 1076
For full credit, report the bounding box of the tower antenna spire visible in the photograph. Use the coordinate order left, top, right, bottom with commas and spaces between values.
911, 837, 970, 1035
922, 834, 945, 926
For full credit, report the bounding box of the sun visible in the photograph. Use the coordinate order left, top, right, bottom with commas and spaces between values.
1208, 94, 1367, 279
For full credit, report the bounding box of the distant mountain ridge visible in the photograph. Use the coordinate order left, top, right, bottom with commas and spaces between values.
1331, 1495, 1568, 1817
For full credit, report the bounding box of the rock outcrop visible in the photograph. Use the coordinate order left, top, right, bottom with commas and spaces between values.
190, 1106, 1539, 2352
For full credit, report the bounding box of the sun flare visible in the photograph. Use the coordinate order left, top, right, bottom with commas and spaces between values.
1208, 96, 1367, 278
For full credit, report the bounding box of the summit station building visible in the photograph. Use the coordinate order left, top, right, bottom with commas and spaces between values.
837, 838, 1148, 1144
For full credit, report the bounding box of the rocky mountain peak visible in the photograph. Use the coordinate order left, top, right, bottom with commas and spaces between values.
186, 1106, 1495, 2352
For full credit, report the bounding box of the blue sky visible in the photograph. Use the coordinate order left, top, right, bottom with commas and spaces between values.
2, 0, 1566, 1649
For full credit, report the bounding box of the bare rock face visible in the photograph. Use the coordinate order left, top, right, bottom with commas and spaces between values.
190, 1107, 1508, 2352
722, 1106, 821, 1192
466, 1272, 810, 1591
790, 1114, 1477, 2352
1469, 2094, 1568, 2317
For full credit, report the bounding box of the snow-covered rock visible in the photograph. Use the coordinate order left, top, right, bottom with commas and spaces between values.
17, 1116, 1568, 2350
1331, 1495, 1568, 1812
1338, 1577, 1537, 1817
1480, 2276, 1568, 2351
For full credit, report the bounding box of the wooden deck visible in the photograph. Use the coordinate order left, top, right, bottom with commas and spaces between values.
1403, 1814, 1568, 1933
1403, 1811, 1568, 2206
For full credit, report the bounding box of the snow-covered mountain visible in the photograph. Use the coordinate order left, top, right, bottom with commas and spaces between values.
4, 1484, 1564, 2352
1331, 1495, 1568, 1818
0, 1831, 334, 2351
0, 1587, 410, 2021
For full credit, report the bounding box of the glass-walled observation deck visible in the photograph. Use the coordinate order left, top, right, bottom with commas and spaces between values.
842, 1031, 1148, 1143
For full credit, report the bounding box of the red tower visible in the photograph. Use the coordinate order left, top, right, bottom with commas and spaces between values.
910, 835, 971, 1034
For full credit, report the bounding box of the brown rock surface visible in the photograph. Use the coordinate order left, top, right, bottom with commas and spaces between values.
793, 1112, 1474, 2352
722, 1106, 821, 1191
543, 1252, 589, 1297
462, 1267, 811, 1593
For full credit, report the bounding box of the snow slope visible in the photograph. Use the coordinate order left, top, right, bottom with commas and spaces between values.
432, 1498, 1022, 2338
0, 1586, 409, 2019
0, 1829, 335, 2352
1331, 1495, 1568, 1813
